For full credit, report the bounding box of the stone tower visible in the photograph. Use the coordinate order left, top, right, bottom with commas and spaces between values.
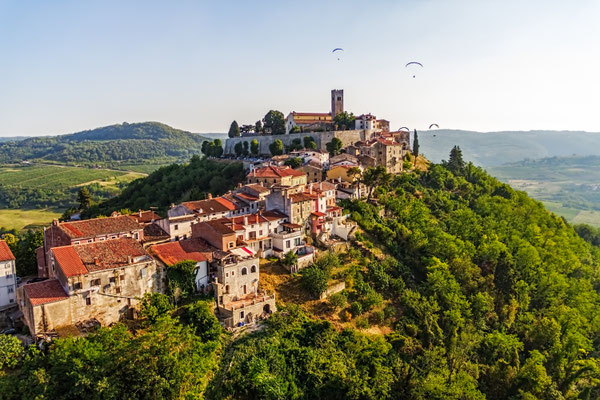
331, 89, 344, 116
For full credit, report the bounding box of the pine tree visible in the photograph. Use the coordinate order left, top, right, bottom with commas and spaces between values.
447, 145, 465, 174
77, 187, 92, 210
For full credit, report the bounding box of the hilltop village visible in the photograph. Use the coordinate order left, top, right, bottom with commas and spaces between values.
2, 90, 416, 340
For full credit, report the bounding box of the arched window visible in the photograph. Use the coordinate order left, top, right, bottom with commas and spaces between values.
250, 265, 257, 273
241, 267, 248, 275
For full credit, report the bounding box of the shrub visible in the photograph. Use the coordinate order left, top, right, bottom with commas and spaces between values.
328, 291, 348, 309
371, 310, 385, 325
362, 290, 384, 311
180, 301, 222, 342
139, 292, 173, 323
355, 317, 370, 329
350, 301, 363, 316
301, 266, 329, 299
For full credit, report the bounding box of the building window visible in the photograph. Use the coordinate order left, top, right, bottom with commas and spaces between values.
286, 240, 291, 249
232, 271, 235, 276
86, 297, 92, 306
251, 265, 256, 273
116, 287, 121, 294
109, 277, 116, 284
7, 287, 14, 293
240, 311, 244, 319
120, 275, 125, 282
73, 282, 82, 290
90, 279, 101, 286
174, 224, 179, 231
228, 242, 234, 248
6, 274, 12, 279
241, 267, 247, 275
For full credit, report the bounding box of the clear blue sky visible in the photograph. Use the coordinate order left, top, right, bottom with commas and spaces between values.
1, 0, 599, 136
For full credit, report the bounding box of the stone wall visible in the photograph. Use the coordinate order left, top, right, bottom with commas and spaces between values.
320, 280, 346, 300
225, 129, 380, 156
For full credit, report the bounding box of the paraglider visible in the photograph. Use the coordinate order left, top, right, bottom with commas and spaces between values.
399, 127, 410, 132
429, 123, 439, 129
332, 48, 344, 60
405, 61, 423, 78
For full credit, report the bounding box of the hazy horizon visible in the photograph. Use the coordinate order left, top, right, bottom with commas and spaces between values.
2, 1, 600, 137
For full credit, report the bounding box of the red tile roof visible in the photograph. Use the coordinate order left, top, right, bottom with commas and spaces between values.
289, 193, 313, 203
0, 240, 15, 262
377, 138, 400, 146
242, 184, 271, 194
182, 198, 235, 215
262, 210, 288, 221
151, 240, 209, 266
58, 215, 142, 239
128, 210, 161, 224
291, 112, 332, 117
53, 238, 149, 277
23, 279, 68, 306
52, 246, 88, 277
250, 165, 305, 179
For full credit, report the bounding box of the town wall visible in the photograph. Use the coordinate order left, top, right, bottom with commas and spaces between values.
224, 129, 380, 156
320, 280, 346, 300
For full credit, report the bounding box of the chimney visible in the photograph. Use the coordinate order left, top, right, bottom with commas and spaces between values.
111, 211, 118, 217
52, 219, 59, 226
93, 257, 99, 266
127, 255, 132, 264
208, 193, 213, 200
171, 203, 175, 208
244, 215, 248, 225
138, 209, 142, 217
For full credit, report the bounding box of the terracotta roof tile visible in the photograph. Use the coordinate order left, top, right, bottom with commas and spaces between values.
58, 215, 142, 239
151, 239, 211, 265
0, 240, 15, 262
250, 165, 305, 179
182, 198, 235, 215
128, 210, 161, 224
23, 279, 68, 306
53, 238, 149, 277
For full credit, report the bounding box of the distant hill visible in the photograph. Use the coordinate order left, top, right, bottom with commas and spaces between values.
0, 122, 217, 170
0, 136, 29, 143
419, 129, 600, 166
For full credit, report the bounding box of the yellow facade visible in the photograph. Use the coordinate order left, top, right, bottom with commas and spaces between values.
326, 166, 355, 183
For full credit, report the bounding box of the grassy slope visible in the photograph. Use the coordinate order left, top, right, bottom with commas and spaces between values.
0, 208, 62, 231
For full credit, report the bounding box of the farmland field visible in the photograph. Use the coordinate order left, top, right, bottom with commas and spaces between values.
0, 163, 145, 211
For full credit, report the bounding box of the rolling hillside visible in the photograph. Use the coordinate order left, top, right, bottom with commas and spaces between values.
419, 129, 600, 166
0, 122, 216, 170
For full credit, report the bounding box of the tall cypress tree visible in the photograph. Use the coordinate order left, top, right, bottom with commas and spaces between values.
412, 129, 419, 158
228, 120, 240, 138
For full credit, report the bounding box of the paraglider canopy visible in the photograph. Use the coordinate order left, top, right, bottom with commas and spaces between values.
429, 123, 439, 129
405, 61, 423, 78
332, 48, 344, 60
399, 127, 410, 132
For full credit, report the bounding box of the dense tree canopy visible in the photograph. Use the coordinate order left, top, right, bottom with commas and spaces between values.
87, 156, 245, 216
263, 110, 286, 135
228, 120, 240, 138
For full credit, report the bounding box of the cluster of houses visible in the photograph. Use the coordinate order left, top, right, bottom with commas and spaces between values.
2, 89, 411, 341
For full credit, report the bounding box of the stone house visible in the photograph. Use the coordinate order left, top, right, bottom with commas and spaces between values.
211, 250, 276, 329
266, 189, 314, 226
150, 239, 213, 293
0, 240, 16, 309
19, 238, 162, 339
300, 162, 324, 183
285, 112, 333, 133
246, 165, 307, 188
39, 215, 144, 278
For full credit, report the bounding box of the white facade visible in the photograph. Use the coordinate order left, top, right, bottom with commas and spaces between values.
194, 260, 210, 292
355, 114, 377, 130
0, 259, 16, 308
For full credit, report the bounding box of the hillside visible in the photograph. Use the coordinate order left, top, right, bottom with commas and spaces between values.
86, 156, 246, 217
489, 155, 600, 227
0, 122, 215, 170
207, 161, 600, 399
419, 129, 600, 166
3, 159, 600, 398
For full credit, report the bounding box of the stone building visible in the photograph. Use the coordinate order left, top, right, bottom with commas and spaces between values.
0, 241, 16, 309
150, 239, 212, 293
18, 238, 163, 339
246, 165, 307, 188
212, 250, 275, 329
39, 215, 144, 278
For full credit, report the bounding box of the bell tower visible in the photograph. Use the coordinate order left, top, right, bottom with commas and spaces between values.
331, 89, 344, 116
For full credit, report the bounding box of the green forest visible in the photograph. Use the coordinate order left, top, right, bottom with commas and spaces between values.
86, 156, 246, 217
3, 153, 600, 399
0, 122, 212, 169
